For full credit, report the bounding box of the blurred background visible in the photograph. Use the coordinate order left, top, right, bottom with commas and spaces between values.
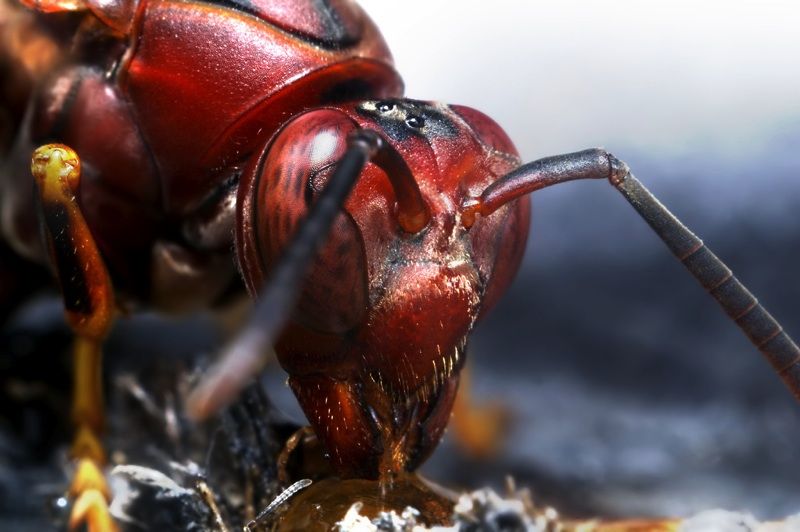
348, 0, 800, 520
2, 0, 800, 526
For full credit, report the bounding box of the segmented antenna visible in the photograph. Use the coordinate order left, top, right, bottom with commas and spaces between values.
243, 479, 312, 531
462, 148, 800, 400
611, 169, 800, 400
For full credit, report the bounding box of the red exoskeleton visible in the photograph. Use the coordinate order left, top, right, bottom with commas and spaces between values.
1, 0, 798, 529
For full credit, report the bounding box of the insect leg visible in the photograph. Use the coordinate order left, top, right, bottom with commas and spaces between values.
449, 362, 511, 459
187, 130, 384, 419
30, 144, 117, 531
465, 148, 800, 401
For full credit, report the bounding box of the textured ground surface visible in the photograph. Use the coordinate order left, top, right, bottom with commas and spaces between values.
1, 145, 799, 528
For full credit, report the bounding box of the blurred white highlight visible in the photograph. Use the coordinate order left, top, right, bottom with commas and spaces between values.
359, 0, 800, 160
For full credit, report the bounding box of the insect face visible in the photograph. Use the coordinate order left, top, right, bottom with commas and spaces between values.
235, 99, 530, 477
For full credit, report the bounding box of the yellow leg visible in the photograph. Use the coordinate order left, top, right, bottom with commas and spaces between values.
449, 363, 512, 459
31, 144, 117, 531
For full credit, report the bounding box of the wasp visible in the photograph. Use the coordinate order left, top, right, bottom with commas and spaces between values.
1, 0, 798, 530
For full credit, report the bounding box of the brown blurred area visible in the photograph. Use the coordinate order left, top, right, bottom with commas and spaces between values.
0, 0, 68, 153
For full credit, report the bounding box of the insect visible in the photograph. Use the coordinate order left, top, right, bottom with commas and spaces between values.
369, 3, 800, 517
1, 0, 798, 529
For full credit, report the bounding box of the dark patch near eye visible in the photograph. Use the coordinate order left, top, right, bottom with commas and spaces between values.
200, 0, 360, 50
293, 168, 306, 195
304, 163, 338, 206
41, 204, 93, 316
280, 210, 293, 243
356, 99, 459, 143
308, 0, 361, 48
304, 173, 316, 206
405, 115, 424, 129
331, 261, 346, 276
356, 100, 415, 142
200, 0, 259, 21
322, 79, 376, 104
271, 165, 283, 189
335, 240, 351, 257
284, 162, 295, 186
294, 168, 305, 196
282, 170, 293, 194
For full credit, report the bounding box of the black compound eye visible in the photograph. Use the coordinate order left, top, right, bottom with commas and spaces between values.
377, 101, 395, 113
405, 115, 425, 129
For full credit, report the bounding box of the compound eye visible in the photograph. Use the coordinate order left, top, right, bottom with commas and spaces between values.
405, 115, 425, 129
239, 109, 369, 334
449, 104, 517, 159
